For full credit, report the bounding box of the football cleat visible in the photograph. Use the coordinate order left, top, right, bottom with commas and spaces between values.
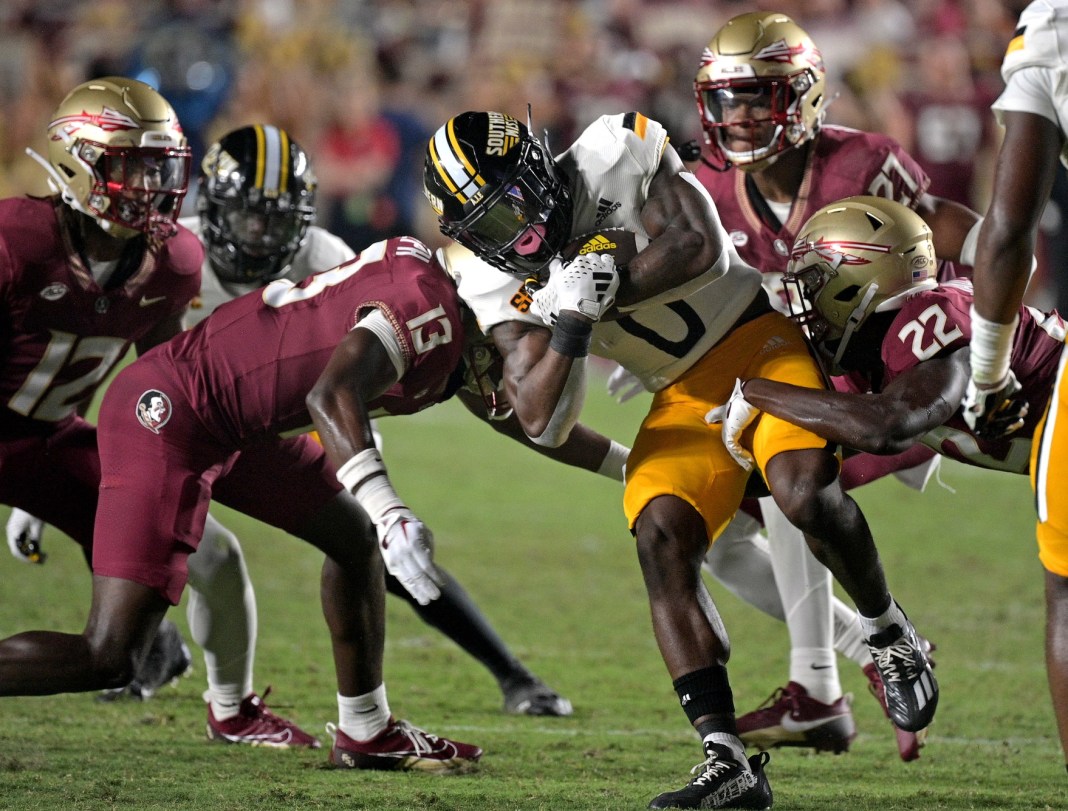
865, 615, 938, 733
737, 681, 856, 754
327, 718, 483, 773
207, 688, 320, 748
648, 746, 772, 809
863, 663, 927, 761
96, 619, 192, 702
501, 675, 574, 717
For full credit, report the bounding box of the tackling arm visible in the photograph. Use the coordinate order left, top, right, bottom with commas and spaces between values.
455, 388, 628, 480
741, 349, 970, 455
914, 193, 981, 265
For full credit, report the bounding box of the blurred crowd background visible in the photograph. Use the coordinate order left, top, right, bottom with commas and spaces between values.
3, 0, 1062, 309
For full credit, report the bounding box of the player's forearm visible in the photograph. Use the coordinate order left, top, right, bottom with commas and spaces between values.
743, 379, 914, 455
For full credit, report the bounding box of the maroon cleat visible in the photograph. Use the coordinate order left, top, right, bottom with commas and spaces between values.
864, 663, 927, 762
327, 718, 483, 773
737, 681, 856, 754
207, 688, 320, 748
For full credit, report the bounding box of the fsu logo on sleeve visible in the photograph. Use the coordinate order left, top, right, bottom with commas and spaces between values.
136, 389, 172, 434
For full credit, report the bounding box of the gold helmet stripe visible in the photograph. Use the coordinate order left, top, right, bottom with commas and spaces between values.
430, 117, 485, 204
253, 124, 288, 197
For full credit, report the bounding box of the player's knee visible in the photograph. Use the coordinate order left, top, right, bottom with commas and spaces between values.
634, 497, 709, 593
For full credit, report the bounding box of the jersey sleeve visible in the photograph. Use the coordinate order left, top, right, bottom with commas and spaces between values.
881, 286, 973, 382
853, 132, 930, 209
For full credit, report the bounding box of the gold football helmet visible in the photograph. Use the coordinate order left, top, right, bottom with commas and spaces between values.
694, 11, 826, 171
783, 196, 937, 374
38, 76, 190, 239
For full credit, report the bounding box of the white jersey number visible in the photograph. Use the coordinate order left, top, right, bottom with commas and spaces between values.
897, 303, 964, 361
8, 331, 128, 421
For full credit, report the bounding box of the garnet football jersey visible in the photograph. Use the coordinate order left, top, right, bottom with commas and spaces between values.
0, 196, 202, 424
155, 236, 465, 444
876, 280, 1065, 473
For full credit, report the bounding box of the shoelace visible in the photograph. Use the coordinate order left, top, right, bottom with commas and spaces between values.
872, 641, 919, 682
394, 719, 444, 755
689, 753, 737, 786
753, 685, 800, 716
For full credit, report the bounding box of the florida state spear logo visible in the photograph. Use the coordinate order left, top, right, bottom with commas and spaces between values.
136, 389, 172, 434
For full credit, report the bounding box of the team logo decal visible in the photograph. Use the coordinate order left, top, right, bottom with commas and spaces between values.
136, 389, 172, 434
789, 237, 888, 266
49, 106, 141, 140
485, 112, 520, 156
753, 39, 822, 69
39, 282, 69, 301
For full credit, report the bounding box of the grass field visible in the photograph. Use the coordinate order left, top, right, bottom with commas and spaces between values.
0, 369, 1062, 810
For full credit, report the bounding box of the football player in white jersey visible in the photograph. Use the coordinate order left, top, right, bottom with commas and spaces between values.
424, 109, 937, 809
965, 0, 1068, 771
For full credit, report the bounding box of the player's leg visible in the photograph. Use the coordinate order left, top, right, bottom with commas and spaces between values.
0, 574, 169, 694
625, 394, 772, 810
294, 491, 483, 772
385, 567, 573, 716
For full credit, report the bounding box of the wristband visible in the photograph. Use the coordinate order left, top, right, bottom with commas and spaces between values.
969, 305, 1017, 385
596, 439, 630, 482
336, 447, 386, 493
549, 313, 593, 358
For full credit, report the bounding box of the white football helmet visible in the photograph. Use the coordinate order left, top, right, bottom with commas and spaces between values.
35, 76, 190, 240
694, 11, 827, 171
783, 195, 937, 374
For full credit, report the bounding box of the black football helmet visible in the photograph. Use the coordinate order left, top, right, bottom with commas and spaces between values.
197, 124, 317, 285
423, 110, 572, 284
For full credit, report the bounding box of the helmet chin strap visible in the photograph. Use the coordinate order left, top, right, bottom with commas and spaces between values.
831, 282, 879, 372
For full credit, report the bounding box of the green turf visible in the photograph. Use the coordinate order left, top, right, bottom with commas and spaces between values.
0, 370, 1062, 810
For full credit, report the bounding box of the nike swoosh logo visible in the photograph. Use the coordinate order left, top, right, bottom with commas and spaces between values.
355, 704, 380, 714
810, 664, 833, 670
781, 711, 844, 733
140, 294, 167, 307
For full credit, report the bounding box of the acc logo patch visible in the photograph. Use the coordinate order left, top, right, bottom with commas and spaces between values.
39, 283, 69, 301
136, 389, 172, 434
729, 230, 749, 248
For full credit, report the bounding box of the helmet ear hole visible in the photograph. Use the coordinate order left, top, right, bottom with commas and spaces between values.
833, 285, 861, 302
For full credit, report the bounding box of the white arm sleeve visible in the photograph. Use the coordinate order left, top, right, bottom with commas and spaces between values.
354, 308, 408, 380
529, 360, 588, 448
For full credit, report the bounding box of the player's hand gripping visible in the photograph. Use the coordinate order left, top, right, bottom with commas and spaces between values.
705, 378, 759, 471
530, 253, 619, 326
376, 508, 441, 605
6, 508, 46, 564
962, 370, 1029, 439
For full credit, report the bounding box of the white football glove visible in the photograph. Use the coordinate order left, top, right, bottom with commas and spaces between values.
606, 364, 646, 403
705, 379, 759, 471
376, 508, 442, 605
7, 508, 46, 564
530, 253, 620, 326
962, 370, 1029, 439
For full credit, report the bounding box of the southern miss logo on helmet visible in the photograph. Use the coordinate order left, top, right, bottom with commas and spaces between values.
485, 111, 520, 156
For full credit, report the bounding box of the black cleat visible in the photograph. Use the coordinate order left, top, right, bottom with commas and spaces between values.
648, 745, 772, 809
865, 616, 938, 733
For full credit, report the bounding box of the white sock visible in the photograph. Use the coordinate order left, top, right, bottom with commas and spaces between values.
858, 598, 908, 642
204, 685, 245, 721
186, 513, 258, 722
833, 601, 874, 667
789, 648, 840, 704
760, 497, 839, 698
338, 685, 390, 741
703, 732, 748, 767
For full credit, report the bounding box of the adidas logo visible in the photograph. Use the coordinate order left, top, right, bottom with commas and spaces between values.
579, 234, 617, 255
595, 197, 620, 225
